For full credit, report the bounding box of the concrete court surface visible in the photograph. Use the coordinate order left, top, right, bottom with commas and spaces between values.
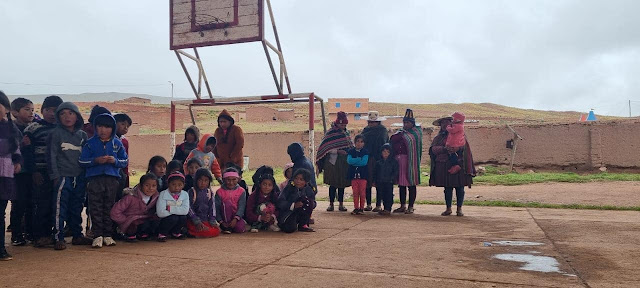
2, 201, 639, 288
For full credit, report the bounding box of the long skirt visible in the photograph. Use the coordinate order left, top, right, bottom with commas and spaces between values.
323, 154, 351, 188
396, 154, 411, 187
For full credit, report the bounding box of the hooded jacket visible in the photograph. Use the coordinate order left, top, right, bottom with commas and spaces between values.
373, 143, 399, 184
78, 113, 128, 178
183, 133, 222, 178
286, 143, 316, 188
213, 110, 244, 169
173, 125, 201, 163
47, 102, 87, 179
110, 186, 159, 233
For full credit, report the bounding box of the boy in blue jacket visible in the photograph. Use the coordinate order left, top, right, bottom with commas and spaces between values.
79, 113, 128, 248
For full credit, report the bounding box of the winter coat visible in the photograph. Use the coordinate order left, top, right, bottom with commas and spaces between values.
213, 110, 244, 169
276, 183, 316, 224
173, 125, 200, 163
245, 190, 280, 224
373, 144, 399, 184
78, 113, 128, 178
187, 187, 216, 225
156, 189, 190, 218
110, 187, 159, 233
24, 118, 56, 172
182, 134, 222, 178
347, 147, 369, 180
0, 120, 22, 201
362, 124, 389, 162
286, 143, 317, 188
215, 185, 247, 222
446, 123, 466, 148
47, 102, 87, 179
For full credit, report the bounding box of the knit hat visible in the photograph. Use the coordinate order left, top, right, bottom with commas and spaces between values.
167, 171, 186, 183
218, 109, 235, 126
42, 95, 63, 110
451, 111, 465, 123
335, 111, 348, 125
283, 162, 294, 178
402, 109, 415, 125
89, 105, 111, 123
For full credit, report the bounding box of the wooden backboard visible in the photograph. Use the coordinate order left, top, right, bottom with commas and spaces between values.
170, 0, 263, 50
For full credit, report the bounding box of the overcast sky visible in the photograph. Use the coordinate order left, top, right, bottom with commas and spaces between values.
1, 0, 639, 116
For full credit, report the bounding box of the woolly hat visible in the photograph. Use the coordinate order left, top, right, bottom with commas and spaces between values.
402, 109, 415, 125
89, 105, 111, 123
451, 111, 465, 123
283, 162, 294, 177
42, 95, 63, 110
218, 109, 235, 126
335, 111, 348, 125
167, 171, 185, 183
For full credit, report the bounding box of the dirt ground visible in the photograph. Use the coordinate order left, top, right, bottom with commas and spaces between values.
2, 182, 639, 288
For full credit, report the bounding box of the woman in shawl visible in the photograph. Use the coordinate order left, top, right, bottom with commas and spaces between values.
429, 115, 475, 216
390, 109, 423, 214
315, 112, 353, 212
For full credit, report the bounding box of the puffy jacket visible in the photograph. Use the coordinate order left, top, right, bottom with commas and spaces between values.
78, 113, 128, 178
276, 184, 316, 224
373, 144, 399, 184
110, 187, 159, 233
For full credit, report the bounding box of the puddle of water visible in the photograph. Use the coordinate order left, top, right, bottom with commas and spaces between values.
492, 240, 544, 246
493, 253, 563, 273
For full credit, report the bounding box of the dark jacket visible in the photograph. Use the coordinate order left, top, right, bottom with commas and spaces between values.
24, 118, 56, 172
187, 187, 216, 225
47, 102, 87, 179
346, 147, 369, 180
78, 113, 128, 178
286, 143, 317, 188
276, 183, 316, 224
173, 125, 200, 163
373, 144, 398, 184
362, 124, 389, 162
245, 189, 280, 224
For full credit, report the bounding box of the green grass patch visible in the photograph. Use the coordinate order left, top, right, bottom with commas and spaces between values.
473, 171, 640, 186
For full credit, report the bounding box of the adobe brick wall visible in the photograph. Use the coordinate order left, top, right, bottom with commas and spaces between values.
127, 121, 640, 171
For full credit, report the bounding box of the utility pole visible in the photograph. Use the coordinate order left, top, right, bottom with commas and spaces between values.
168, 81, 175, 158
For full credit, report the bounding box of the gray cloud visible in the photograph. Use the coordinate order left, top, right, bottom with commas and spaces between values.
1, 0, 639, 116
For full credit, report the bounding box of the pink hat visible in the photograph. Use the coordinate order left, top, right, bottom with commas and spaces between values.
223, 171, 240, 179
335, 111, 348, 125
167, 171, 185, 183
452, 111, 465, 122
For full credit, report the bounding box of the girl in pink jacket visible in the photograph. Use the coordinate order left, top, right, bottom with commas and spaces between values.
445, 112, 466, 174
110, 173, 160, 242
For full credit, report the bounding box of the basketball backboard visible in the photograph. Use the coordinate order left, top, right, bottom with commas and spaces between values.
170, 0, 263, 50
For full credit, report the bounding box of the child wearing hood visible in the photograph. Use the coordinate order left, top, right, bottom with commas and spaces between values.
445, 112, 466, 174
372, 144, 399, 215
173, 125, 200, 163
82, 105, 110, 139
110, 173, 160, 242
183, 133, 222, 184
79, 113, 128, 248
277, 168, 315, 233
47, 102, 94, 250
186, 168, 220, 238
286, 143, 317, 189
213, 109, 244, 170
246, 169, 280, 232
279, 162, 294, 191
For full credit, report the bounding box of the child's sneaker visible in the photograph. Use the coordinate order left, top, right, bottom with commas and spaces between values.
92, 236, 103, 248
33, 237, 54, 248
372, 206, 382, 212
250, 228, 259, 233
138, 234, 150, 241
103, 237, 116, 246
54, 240, 67, 251
298, 225, 315, 232
378, 210, 391, 216
125, 235, 138, 242
268, 224, 281, 232
326, 204, 334, 211
0, 249, 12, 261
71, 236, 93, 245
364, 205, 372, 211
351, 209, 358, 215
171, 233, 186, 240
405, 207, 415, 214
338, 204, 348, 212
157, 234, 168, 242
448, 165, 462, 174
11, 235, 27, 246
356, 209, 365, 215
222, 230, 232, 234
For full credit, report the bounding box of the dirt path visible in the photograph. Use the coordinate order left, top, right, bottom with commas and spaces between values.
316, 181, 640, 207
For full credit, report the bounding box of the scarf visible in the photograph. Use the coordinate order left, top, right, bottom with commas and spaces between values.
315, 123, 353, 167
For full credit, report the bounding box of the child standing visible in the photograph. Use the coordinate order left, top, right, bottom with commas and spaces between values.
25, 95, 63, 247
186, 168, 220, 238
156, 172, 190, 241
48, 102, 94, 250
110, 173, 160, 242
373, 144, 399, 215
347, 135, 369, 215
8, 97, 34, 246
445, 112, 466, 174
213, 109, 244, 170
147, 156, 167, 192
172, 125, 200, 163
215, 167, 247, 234
79, 113, 128, 248
184, 157, 203, 192
114, 113, 132, 189
0, 91, 23, 260
279, 162, 294, 192
183, 134, 222, 184
246, 173, 280, 233
277, 168, 316, 233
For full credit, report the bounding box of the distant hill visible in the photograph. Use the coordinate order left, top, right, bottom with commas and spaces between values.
6, 92, 187, 104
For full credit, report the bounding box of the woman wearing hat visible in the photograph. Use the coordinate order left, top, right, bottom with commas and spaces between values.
390, 109, 422, 214
315, 112, 353, 212
361, 111, 388, 212
428, 115, 475, 216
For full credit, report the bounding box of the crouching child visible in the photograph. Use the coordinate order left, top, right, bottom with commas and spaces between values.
110, 173, 160, 242
186, 168, 220, 238
156, 172, 190, 242
277, 168, 316, 233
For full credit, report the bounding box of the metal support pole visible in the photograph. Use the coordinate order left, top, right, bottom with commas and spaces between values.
265, 0, 292, 94
175, 50, 199, 99
309, 93, 315, 165
194, 48, 214, 99
262, 41, 282, 95
170, 102, 176, 158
